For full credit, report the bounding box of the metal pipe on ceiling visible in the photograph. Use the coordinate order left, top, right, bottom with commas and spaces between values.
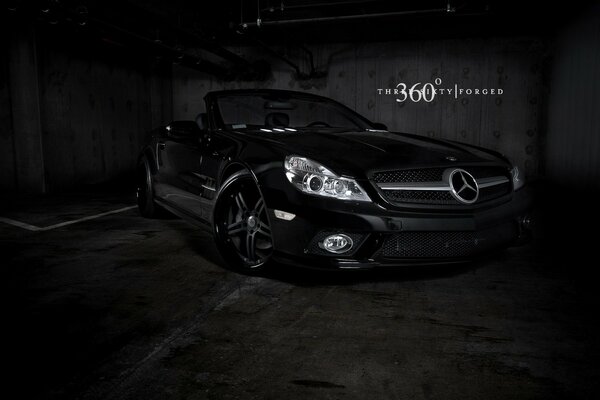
242, 7, 452, 27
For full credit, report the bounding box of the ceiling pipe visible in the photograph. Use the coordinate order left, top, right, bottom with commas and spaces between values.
242, 7, 453, 27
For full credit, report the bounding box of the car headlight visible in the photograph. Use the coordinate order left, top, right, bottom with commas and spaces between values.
284, 155, 371, 202
510, 166, 525, 191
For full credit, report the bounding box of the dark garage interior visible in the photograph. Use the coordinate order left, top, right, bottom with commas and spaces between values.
1, 0, 600, 398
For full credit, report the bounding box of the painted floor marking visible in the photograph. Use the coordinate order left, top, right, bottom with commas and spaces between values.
0, 205, 136, 231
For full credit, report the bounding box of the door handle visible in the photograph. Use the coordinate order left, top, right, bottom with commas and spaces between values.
157, 142, 166, 150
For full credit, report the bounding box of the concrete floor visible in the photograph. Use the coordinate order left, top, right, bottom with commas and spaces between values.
1, 190, 598, 400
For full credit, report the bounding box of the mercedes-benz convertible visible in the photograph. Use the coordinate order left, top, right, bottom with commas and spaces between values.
137, 89, 531, 272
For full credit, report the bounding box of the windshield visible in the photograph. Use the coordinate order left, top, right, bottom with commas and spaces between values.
215, 93, 371, 132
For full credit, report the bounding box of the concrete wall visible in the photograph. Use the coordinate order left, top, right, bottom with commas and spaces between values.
173, 37, 547, 179
0, 22, 172, 194
1, 23, 45, 194
545, 9, 600, 189
0, 32, 16, 192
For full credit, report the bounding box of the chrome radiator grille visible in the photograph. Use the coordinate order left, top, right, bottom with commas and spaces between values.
372, 166, 512, 206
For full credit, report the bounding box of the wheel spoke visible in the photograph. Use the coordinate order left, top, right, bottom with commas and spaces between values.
235, 192, 248, 212
254, 197, 264, 214
246, 232, 257, 261
254, 198, 270, 234
259, 222, 271, 232
258, 215, 271, 233
257, 227, 271, 238
228, 227, 245, 235
227, 220, 245, 235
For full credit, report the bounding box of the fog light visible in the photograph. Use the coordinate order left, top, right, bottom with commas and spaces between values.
320, 234, 353, 254
520, 215, 533, 230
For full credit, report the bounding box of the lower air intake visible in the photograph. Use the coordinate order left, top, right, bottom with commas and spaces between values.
380, 224, 516, 258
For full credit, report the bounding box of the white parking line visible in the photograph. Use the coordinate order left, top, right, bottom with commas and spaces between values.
0, 205, 137, 231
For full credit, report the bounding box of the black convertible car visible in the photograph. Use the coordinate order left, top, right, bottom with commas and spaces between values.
137, 89, 531, 272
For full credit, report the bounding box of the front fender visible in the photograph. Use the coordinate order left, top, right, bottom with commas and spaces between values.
138, 145, 159, 175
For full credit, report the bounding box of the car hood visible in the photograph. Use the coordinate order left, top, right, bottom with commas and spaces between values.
247, 129, 508, 178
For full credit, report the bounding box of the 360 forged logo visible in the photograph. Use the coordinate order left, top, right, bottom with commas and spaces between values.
376, 78, 504, 103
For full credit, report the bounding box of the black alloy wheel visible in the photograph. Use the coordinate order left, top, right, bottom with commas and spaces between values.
214, 172, 273, 272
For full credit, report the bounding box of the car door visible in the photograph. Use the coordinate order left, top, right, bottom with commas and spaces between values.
196, 130, 238, 223
153, 121, 213, 222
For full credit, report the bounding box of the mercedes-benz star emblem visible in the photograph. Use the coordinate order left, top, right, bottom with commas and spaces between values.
448, 169, 479, 204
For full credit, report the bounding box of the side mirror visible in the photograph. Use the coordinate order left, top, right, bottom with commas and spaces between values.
371, 122, 388, 131
165, 121, 201, 139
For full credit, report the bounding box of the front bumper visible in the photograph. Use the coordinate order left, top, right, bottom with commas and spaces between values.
260, 180, 532, 269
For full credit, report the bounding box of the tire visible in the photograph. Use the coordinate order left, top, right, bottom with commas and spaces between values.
213, 171, 274, 273
136, 157, 158, 218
